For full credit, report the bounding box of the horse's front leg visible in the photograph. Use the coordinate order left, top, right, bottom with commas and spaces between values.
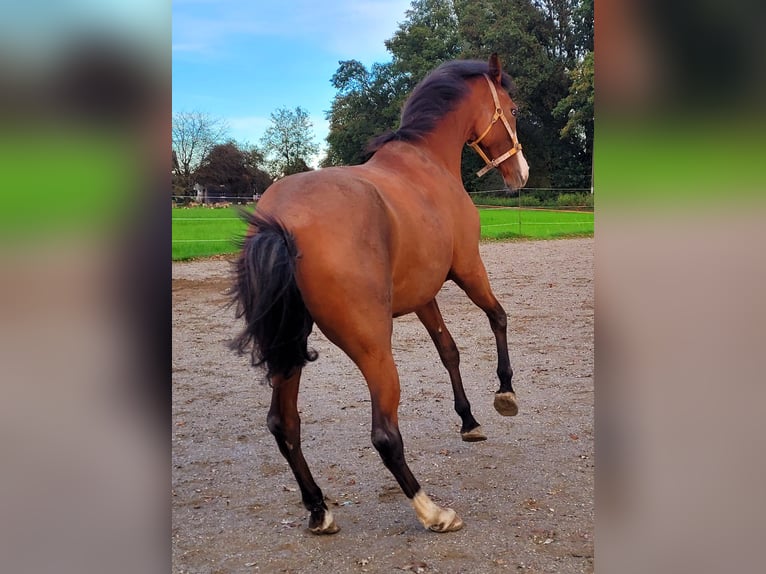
452, 266, 518, 417
416, 298, 486, 441
267, 369, 339, 534
483, 299, 519, 416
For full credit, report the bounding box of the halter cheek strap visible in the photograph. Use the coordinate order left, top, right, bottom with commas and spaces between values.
467, 74, 523, 177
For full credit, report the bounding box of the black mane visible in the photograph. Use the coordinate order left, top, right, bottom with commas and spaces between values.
366, 59, 514, 157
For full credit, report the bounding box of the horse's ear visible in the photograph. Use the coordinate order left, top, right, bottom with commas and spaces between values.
488, 53, 502, 85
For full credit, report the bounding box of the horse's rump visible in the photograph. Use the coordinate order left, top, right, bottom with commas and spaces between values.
229, 211, 317, 379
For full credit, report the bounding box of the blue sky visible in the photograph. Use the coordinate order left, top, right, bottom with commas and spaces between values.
173, 0, 413, 162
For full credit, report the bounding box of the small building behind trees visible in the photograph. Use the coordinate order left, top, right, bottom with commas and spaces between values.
193, 183, 231, 204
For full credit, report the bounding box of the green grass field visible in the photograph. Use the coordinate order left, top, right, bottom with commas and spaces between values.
172, 206, 251, 260
478, 207, 593, 240
172, 205, 593, 260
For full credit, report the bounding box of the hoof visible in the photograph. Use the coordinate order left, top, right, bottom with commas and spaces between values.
412, 490, 464, 533
428, 507, 464, 533
308, 509, 340, 535
461, 426, 487, 442
494, 392, 518, 416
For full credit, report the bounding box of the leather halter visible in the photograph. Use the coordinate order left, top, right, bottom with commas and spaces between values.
467, 74, 523, 177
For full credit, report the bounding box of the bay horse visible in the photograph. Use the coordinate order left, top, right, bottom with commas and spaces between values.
230, 53, 529, 534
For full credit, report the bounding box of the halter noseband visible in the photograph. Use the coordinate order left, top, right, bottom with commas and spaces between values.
467, 74, 523, 178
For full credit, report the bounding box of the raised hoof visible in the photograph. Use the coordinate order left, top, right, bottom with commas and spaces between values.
494, 391, 518, 416
428, 508, 464, 533
308, 509, 340, 535
460, 426, 487, 442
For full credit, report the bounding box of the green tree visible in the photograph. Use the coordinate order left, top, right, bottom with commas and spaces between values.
386, 0, 462, 85
322, 61, 406, 167
573, 0, 594, 54
554, 51, 593, 150
531, 0, 581, 64
260, 107, 319, 179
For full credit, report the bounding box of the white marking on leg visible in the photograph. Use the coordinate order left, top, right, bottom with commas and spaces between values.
411, 490, 463, 532
309, 508, 340, 534
412, 490, 440, 526
320, 508, 336, 530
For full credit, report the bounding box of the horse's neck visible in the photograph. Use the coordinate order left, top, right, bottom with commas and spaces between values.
373, 100, 477, 182
373, 136, 462, 184
422, 119, 473, 181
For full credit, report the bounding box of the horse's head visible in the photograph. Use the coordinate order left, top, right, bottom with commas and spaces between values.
467, 53, 529, 190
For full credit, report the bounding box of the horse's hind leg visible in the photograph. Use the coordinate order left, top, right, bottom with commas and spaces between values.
359, 350, 464, 532
416, 298, 486, 441
325, 314, 463, 532
267, 368, 339, 534
451, 265, 518, 417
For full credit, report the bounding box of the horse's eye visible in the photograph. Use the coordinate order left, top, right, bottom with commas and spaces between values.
511, 108, 518, 117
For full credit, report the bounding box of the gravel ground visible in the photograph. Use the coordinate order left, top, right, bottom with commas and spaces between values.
172, 237, 593, 574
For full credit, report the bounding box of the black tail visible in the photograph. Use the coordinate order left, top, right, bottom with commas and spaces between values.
229, 212, 317, 379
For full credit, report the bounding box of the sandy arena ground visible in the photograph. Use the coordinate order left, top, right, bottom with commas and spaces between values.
172, 237, 593, 573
